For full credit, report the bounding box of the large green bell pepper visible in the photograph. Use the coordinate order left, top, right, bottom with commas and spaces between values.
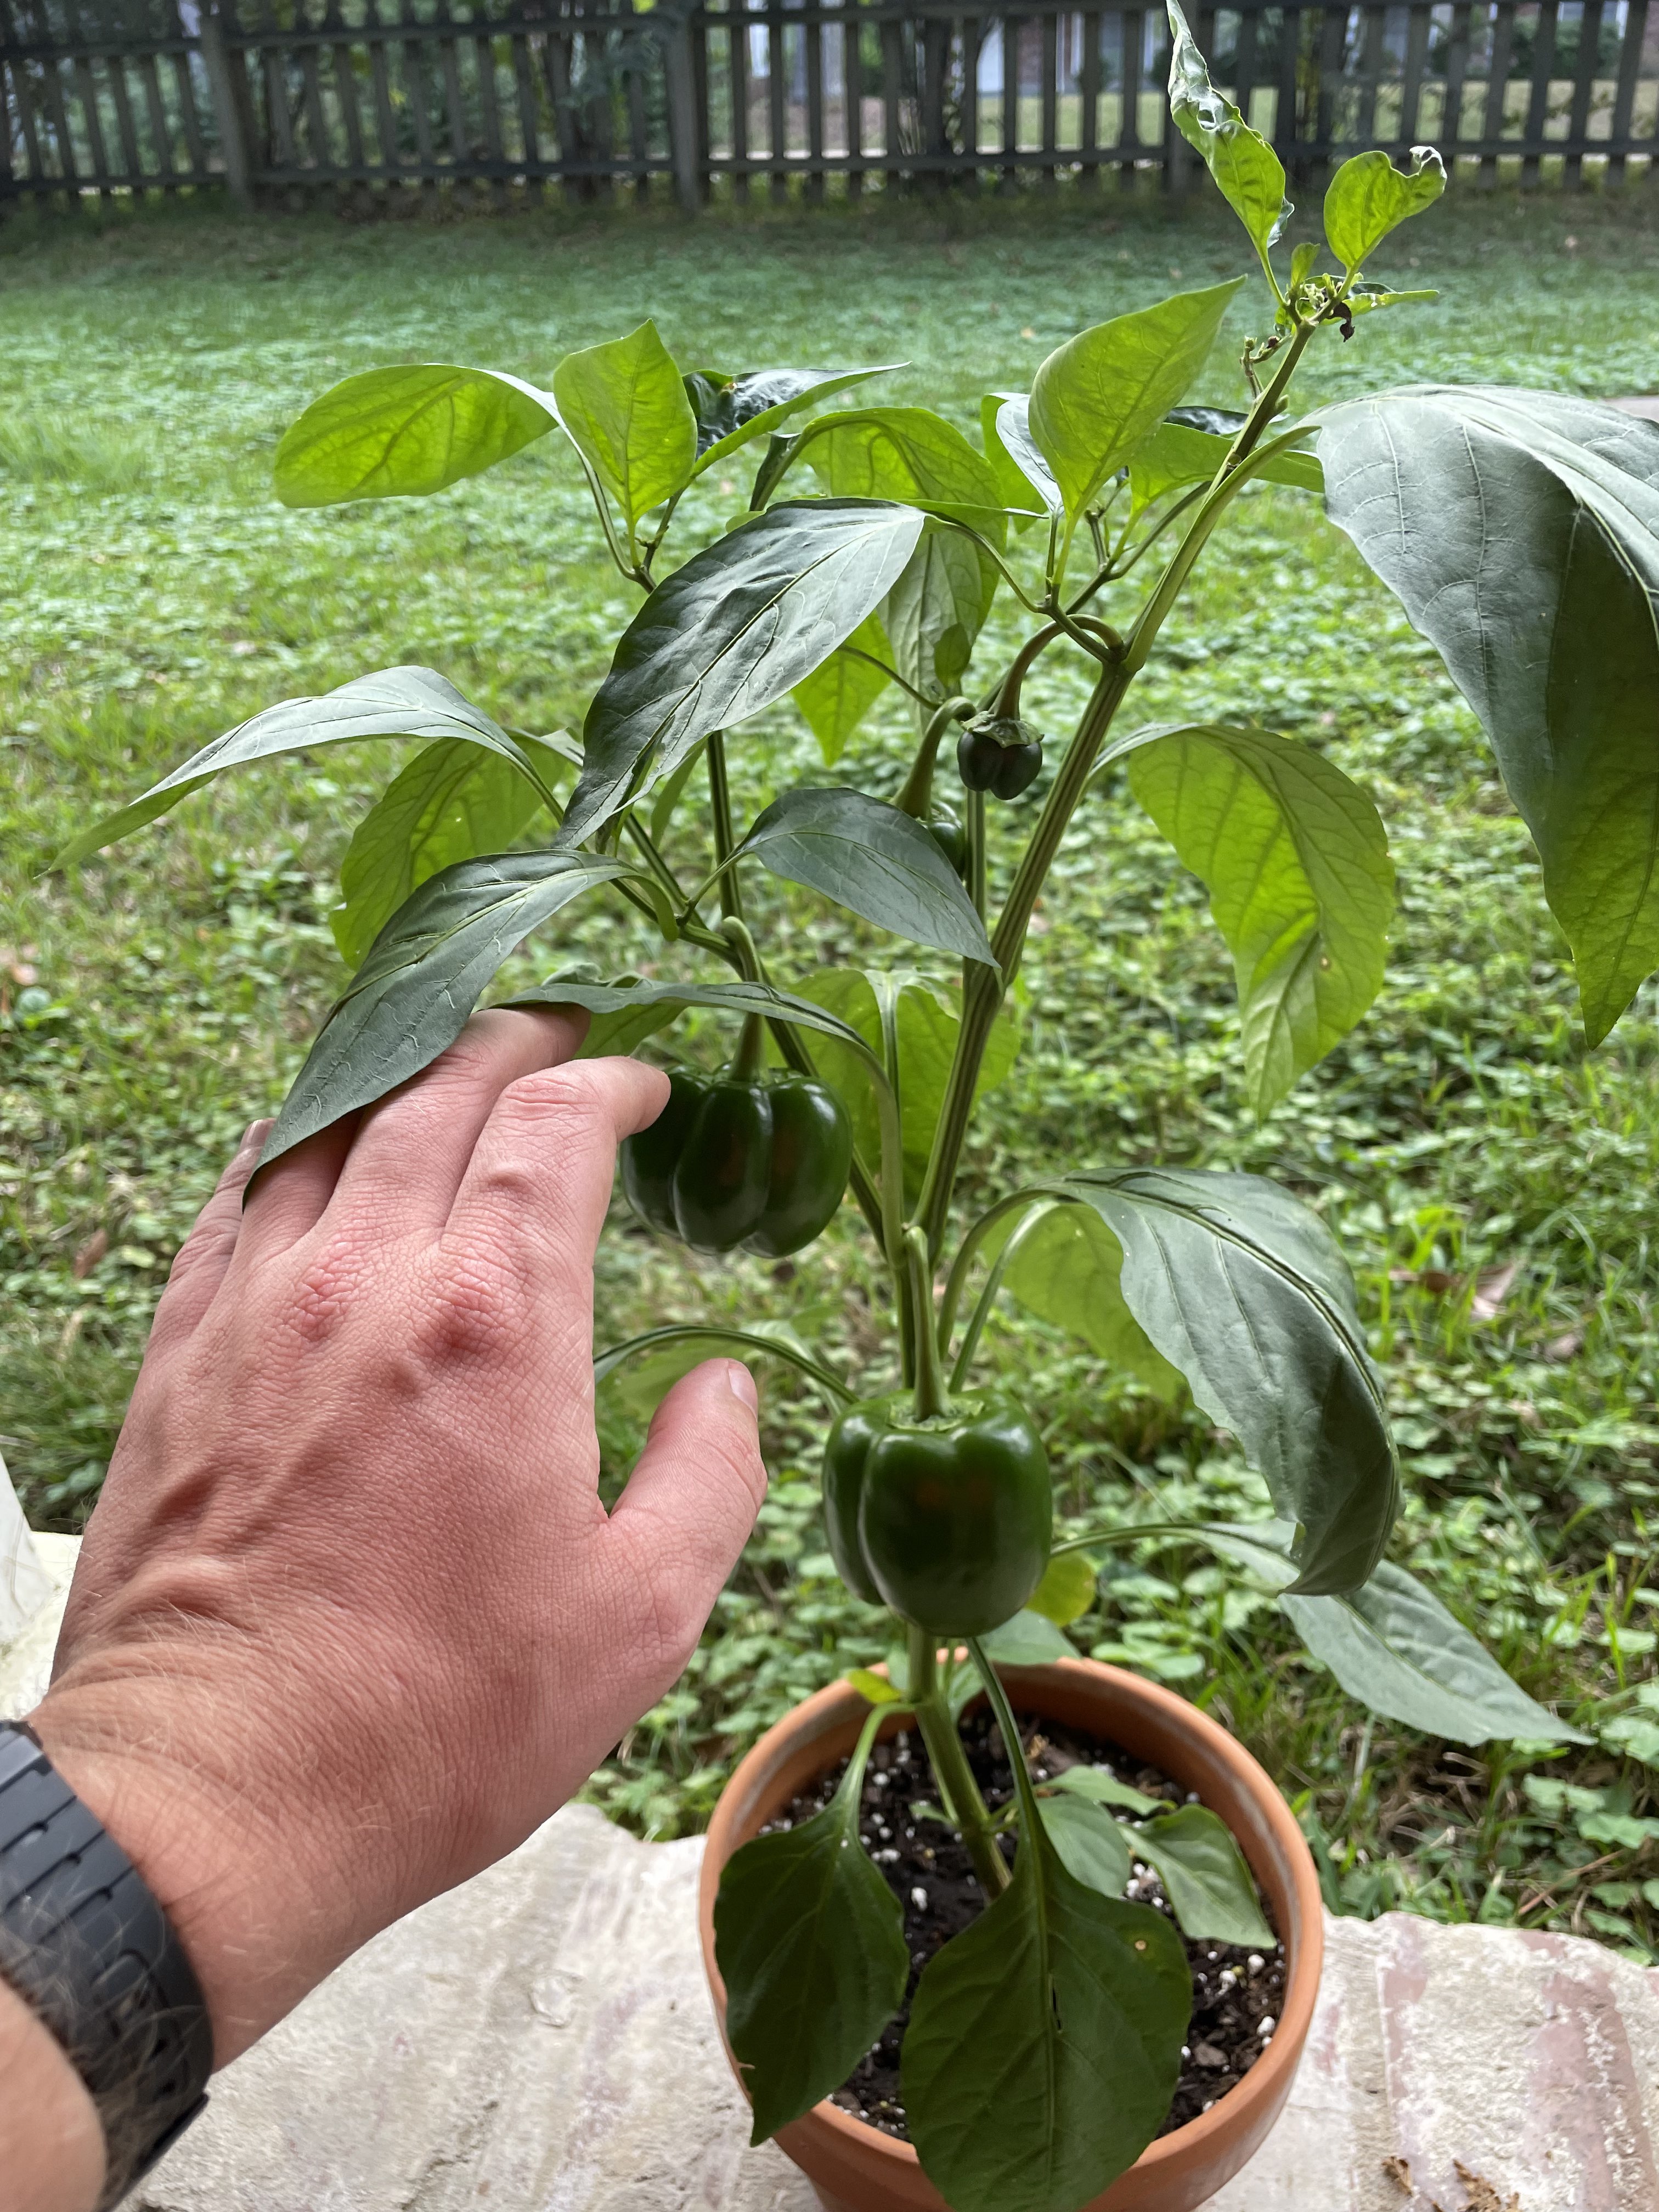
620, 1066, 853, 1257
822, 1392, 1052, 1635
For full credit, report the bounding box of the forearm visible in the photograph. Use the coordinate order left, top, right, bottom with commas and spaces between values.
0, 1974, 105, 2212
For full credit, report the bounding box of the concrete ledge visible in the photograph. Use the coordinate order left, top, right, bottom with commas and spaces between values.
7, 1544, 1657, 2211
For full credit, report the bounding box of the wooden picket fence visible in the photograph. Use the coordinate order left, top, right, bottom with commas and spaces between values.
2, 0, 1656, 206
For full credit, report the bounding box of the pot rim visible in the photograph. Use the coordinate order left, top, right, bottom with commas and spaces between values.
698, 1654, 1323, 2183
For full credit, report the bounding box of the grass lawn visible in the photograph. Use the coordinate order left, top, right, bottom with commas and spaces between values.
5, 182, 1659, 1957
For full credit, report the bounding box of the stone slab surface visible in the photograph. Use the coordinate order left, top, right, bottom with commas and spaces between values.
7, 1546, 1658, 2211
0, 1449, 52, 1646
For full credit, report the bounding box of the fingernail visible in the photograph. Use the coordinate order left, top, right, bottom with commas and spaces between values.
724, 1361, 759, 1414
242, 1118, 273, 1151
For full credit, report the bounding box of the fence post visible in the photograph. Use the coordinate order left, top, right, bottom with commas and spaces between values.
664, 10, 703, 211
199, 4, 252, 206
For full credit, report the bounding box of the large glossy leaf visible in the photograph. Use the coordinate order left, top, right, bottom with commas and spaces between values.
1127, 414, 1323, 512
902, 1796, 1188, 2212
55, 667, 554, 869
1127, 1807, 1275, 1948
273, 364, 557, 507
714, 1716, 909, 2143
685, 363, 901, 474
798, 404, 1008, 536
560, 500, 925, 846
792, 610, 893, 763
1165, 1, 1291, 266
997, 1201, 1182, 1395
1203, 1521, 1591, 1745
551, 321, 698, 533
1055, 1170, 1398, 1594
882, 519, 1001, 698
733, 788, 995, 964
1317, 386, 1659, 1043
508, 970, 886, 1069
1323, 146, 1446, 273
1039, 1793, 1132, 1898
1121, 721, 1394, 1113
333, 738, 552, 969
1029, 280, 1244, 528
795, 967, 1020, 1199
259, 851, 630, 1168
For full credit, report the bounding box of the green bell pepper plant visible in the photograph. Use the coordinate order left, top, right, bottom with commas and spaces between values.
65, 9, 1656, 2203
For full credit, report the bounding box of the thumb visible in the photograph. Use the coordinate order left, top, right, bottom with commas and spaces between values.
602, 1361, 768, 1698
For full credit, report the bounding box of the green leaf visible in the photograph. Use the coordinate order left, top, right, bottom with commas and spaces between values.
686, 363, 902, 474
1317, 386, 1659, 1043
733, 788, 995, 965
901, 1793, 1188, 2212
1054, 1171, 1398, 1594
998, 1201, 1184, 1396
1128, 1805, 1276, 1948
333, 738, 553, 969
984, 393, 1064, 520
508, 971, 886, 1069
1127, 414, 1323, 513
1028, 1550, 1099, 1627
258, 851, 629, 1170
882, 519, 1001, 699
1283, 1559, 1593, 1745
273, 364, 557, 507
594, 1319, 848, 1415
55, 666, 554, 870
1038, 1793, 1132, 1897
550, 320, 698, 535
1165, 1, 1291, 269
793, 967, 1019, 1203
1121, 722, 1394, 1113
646, 739, 707, 846
845, 1667, 905, 1706
1029, 279, 1244, 531
714, 1713, 909, 2143
1323, 146, 1447, 274
1049, 1767, 1165, 1818
792, 611, 894, 764
1203, 1520, 1588, 1743
798, 404, 1008, 536
976, 1608, 1077, 1665
561, 500, 926, 847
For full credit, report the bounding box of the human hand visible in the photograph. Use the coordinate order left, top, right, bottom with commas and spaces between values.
26, 1009, 767, 2066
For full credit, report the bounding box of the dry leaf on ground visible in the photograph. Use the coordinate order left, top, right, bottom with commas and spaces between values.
1471, 1262, 1520, 1321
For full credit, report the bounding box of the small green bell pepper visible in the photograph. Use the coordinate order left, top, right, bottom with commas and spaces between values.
923, 805, 968, 877
822, 1392, 1052, 1634
621, 1065, 853, 1257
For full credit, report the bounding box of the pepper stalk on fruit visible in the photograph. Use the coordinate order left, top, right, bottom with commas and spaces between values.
63, 7, 1657, 2203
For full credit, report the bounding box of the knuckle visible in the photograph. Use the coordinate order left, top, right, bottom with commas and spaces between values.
414, 1238, 541, 1365
278, 1235, 376, 1348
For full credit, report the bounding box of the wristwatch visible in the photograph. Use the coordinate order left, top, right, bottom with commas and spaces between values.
0, 1720, 212, 2208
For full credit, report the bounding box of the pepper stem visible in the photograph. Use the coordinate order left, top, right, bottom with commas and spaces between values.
906, 1228, 950, 1422
732, 1011, 766, 1081
906, 1626, 1011, 1898
896, 697, 967, 820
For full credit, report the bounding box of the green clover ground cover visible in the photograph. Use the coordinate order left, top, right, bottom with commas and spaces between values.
5, 187, 1659, 1959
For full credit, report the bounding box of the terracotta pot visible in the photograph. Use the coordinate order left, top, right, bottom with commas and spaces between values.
699, 1657, 1322, 2212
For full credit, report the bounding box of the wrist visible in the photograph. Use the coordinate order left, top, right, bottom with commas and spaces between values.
0, 1972, 106, 2212
26, 1656, 307, 2067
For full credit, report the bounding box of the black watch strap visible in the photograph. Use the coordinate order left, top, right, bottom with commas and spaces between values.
0, 1720, 212, 2208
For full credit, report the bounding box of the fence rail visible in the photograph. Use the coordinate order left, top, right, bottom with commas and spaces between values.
3, 0, 1656, 206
